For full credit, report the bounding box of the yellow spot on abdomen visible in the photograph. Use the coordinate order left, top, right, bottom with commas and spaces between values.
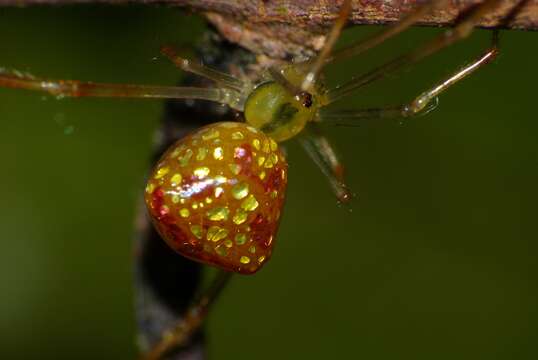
233, 209, 248, 225
213, 147, 224, 160
206, 206, 230, 221
207, 226, 229, 242
196, 147, 208, 161
231, 182, 249, 200
190, 225, 203, 239
154, 167, 169, 179
241, 195, 259, 212
170, 173, 182, 185
194, 167, 210, 179
202, 129, 220, 141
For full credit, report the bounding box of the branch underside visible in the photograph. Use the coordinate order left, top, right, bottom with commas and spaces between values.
0, 1, 535, 58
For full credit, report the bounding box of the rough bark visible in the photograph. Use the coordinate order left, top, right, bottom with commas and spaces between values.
0, 1, 536, 58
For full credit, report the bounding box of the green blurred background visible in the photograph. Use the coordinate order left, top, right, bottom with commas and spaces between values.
0, 5, 537, 360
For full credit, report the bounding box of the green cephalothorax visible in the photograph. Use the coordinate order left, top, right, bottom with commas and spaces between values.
244, 81, 318, 142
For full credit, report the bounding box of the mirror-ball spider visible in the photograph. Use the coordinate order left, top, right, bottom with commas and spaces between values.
0, 0, 522, 358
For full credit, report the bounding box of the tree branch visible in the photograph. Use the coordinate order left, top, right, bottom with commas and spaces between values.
0, 1, 536, 58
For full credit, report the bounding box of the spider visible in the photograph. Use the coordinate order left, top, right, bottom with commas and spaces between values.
0, 0, 523, 358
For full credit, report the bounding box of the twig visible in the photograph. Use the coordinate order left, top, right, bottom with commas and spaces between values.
0, 1, 536, 58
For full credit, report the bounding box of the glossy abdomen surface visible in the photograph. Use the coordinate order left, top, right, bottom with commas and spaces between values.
145, 122, 288, 274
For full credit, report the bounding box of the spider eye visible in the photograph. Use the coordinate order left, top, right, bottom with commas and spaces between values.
144, 122, 288, 274
296, 91, 313, 108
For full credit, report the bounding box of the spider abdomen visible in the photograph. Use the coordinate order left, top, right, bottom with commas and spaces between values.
145, 122, 288, 274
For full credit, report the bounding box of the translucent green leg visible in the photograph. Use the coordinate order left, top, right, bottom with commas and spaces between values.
160, 45, 246, 92
324, 0, 450, 65
296, 0, 450, 90
0, 67, 243, 109
299, 123, 352, 203
300, 0, 352, 92
321, 31, 499, 123
325, 0, 506, 104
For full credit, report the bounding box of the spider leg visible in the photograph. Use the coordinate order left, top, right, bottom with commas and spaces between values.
321, 31, 499, 122
140, 270, 233, 360
300, 0, 352, 92
299, 123, 352, 203
324, 0, 450, 65
0, 68, 243, 109
297, 0, 450, 83
160, 45, 246, 92
324, 0, 509, 104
